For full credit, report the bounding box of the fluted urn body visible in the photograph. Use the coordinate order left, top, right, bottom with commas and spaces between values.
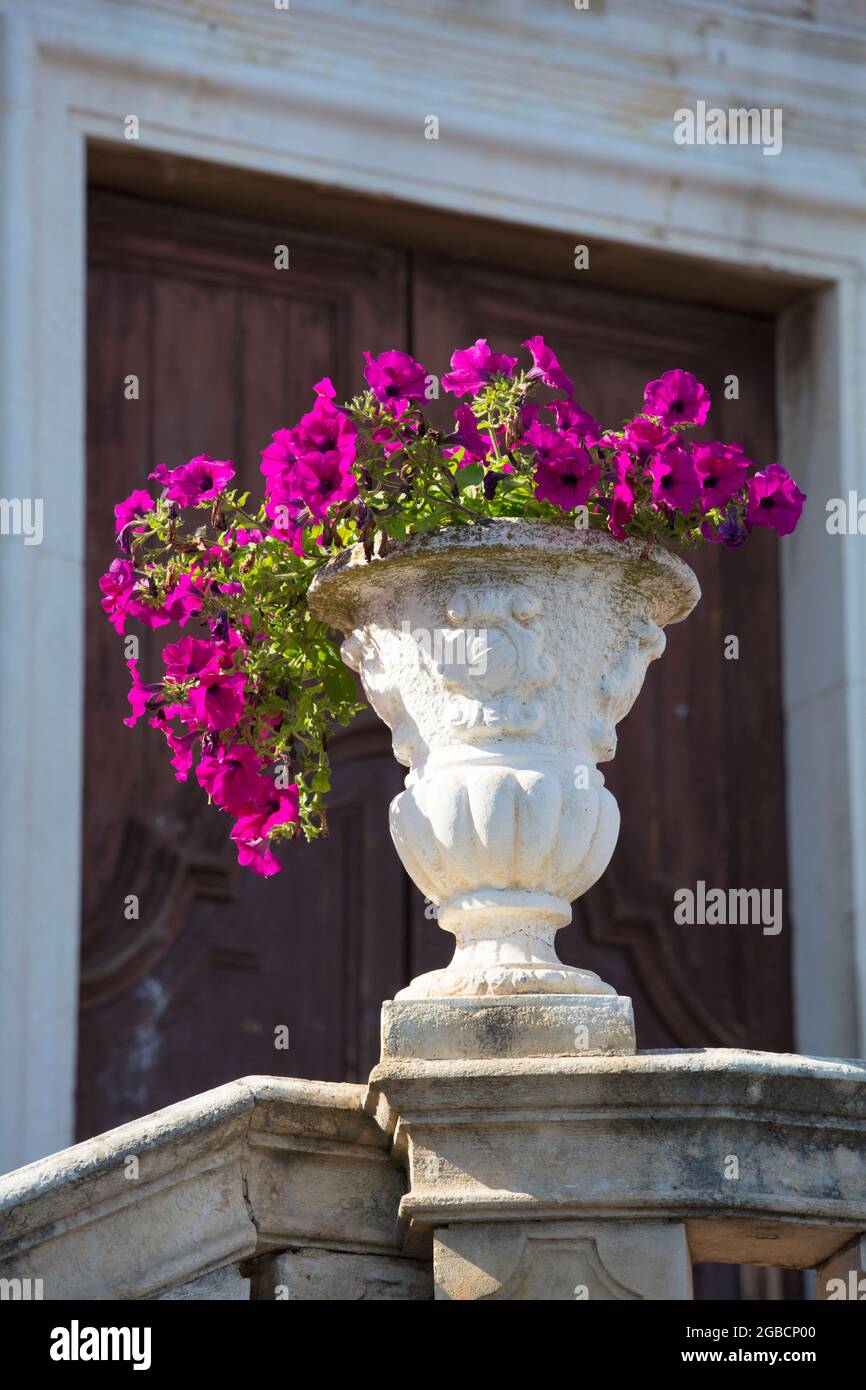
309, 521, 700, 1000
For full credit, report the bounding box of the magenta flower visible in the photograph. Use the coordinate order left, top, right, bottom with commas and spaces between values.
289, 394, 357, 465
162, 636, 223, 681
522, 336, 574, 396
692, 441, 750, 511
153, 719, 200, 782
149, 455, 235, 506
292, 450, 358, 518
231, 821, 282, 877
550, 399, 601, 445
643, 370, 710, 427
623, 417, 673, 462
443, 405, 495, 465
99, 559, 143, 634
745, 464, 806, 536
123, 659, 163, 729
114, 488, 153, 538
441, 339, 518, 397
520, 420, 567, 466
363, 350, 428, 411
230, 784, 300, 877
160, 573, 204, 627
519, 402, 541, 435
197, 743, 267, 814
609, 451, 636, 540
533, 440, 599, 511
261, 429, 300, 494
648, 442, 701, 512
187, 671, 246, 733
264, 496, 306, 554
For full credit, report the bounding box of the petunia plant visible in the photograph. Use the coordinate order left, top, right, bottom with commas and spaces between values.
102, 338, 806, 876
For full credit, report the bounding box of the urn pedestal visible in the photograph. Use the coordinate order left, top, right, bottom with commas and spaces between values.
310, 521, 700, 1056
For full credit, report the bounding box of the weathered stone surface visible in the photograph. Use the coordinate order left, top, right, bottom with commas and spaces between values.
2, 1047, 864, 1299
150, 1264, 250, 1301
252, 1248, 432, 1301
310, 522, 699, 1001
0, 1076, 411, 1300
434, 1220, 691, 1301
367, 1047, 866, 1270
381, 995, 635, 1060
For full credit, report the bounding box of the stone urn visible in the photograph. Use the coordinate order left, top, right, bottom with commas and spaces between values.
309, 521, 700, 1003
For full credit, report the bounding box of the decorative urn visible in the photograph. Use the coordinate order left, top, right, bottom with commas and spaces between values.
309, 520, 700, 1002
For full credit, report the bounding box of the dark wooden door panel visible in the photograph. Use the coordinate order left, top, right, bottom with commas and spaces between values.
411, 256, 791, 1052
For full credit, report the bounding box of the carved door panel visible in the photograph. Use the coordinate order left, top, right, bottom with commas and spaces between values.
410, 255, 792, 1055
78, 192, 410, 1138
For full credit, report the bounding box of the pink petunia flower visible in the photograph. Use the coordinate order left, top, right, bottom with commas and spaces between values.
99, 559, 144, 634
643, 370, 710, 427
123, 659, 163, 729
187, 671, 246, 732
162, 636, 224, 681
292, 450, 358, 518
745, 464, 806, 536
693, 441, 750, 512
264, 496, 306, 554
229, 784, 300, 877
363, 350, 428, 411
151, 717, 200, 781
290, 393, 357, 465
623, 417, 673, 462
520, 420, 569, 466
549, 399, 601, 445
160, 573, 204, 627
441, 340, 518, 396
648, 442, 701, 513
114, 488, 154, 538
609, 451, 637, 540
196, 743, 268, 814
149, 455, 235, 506
533, 440, 600, 511
522, 336, 574, 396
443, 405, 496, 465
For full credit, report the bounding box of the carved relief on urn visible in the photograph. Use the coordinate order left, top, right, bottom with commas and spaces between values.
309, 521, 700, 1000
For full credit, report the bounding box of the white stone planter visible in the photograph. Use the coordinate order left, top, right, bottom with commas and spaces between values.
310, 521, 700, 1002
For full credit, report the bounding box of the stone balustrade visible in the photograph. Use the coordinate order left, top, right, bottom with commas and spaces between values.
1, 1015, 864, 1300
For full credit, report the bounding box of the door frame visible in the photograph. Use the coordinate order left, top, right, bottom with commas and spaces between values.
2, 0, 864, 1169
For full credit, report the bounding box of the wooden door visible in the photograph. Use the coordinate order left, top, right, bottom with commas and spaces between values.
81, 195, 791, 1132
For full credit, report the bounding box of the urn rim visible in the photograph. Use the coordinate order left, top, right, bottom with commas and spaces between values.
308, 518, 701, 633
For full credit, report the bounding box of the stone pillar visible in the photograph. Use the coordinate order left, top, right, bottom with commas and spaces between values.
367, 992, 695, 1301
367, 1005, 866, 1300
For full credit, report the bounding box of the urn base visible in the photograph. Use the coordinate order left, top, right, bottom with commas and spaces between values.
380, 994, 636, 1061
